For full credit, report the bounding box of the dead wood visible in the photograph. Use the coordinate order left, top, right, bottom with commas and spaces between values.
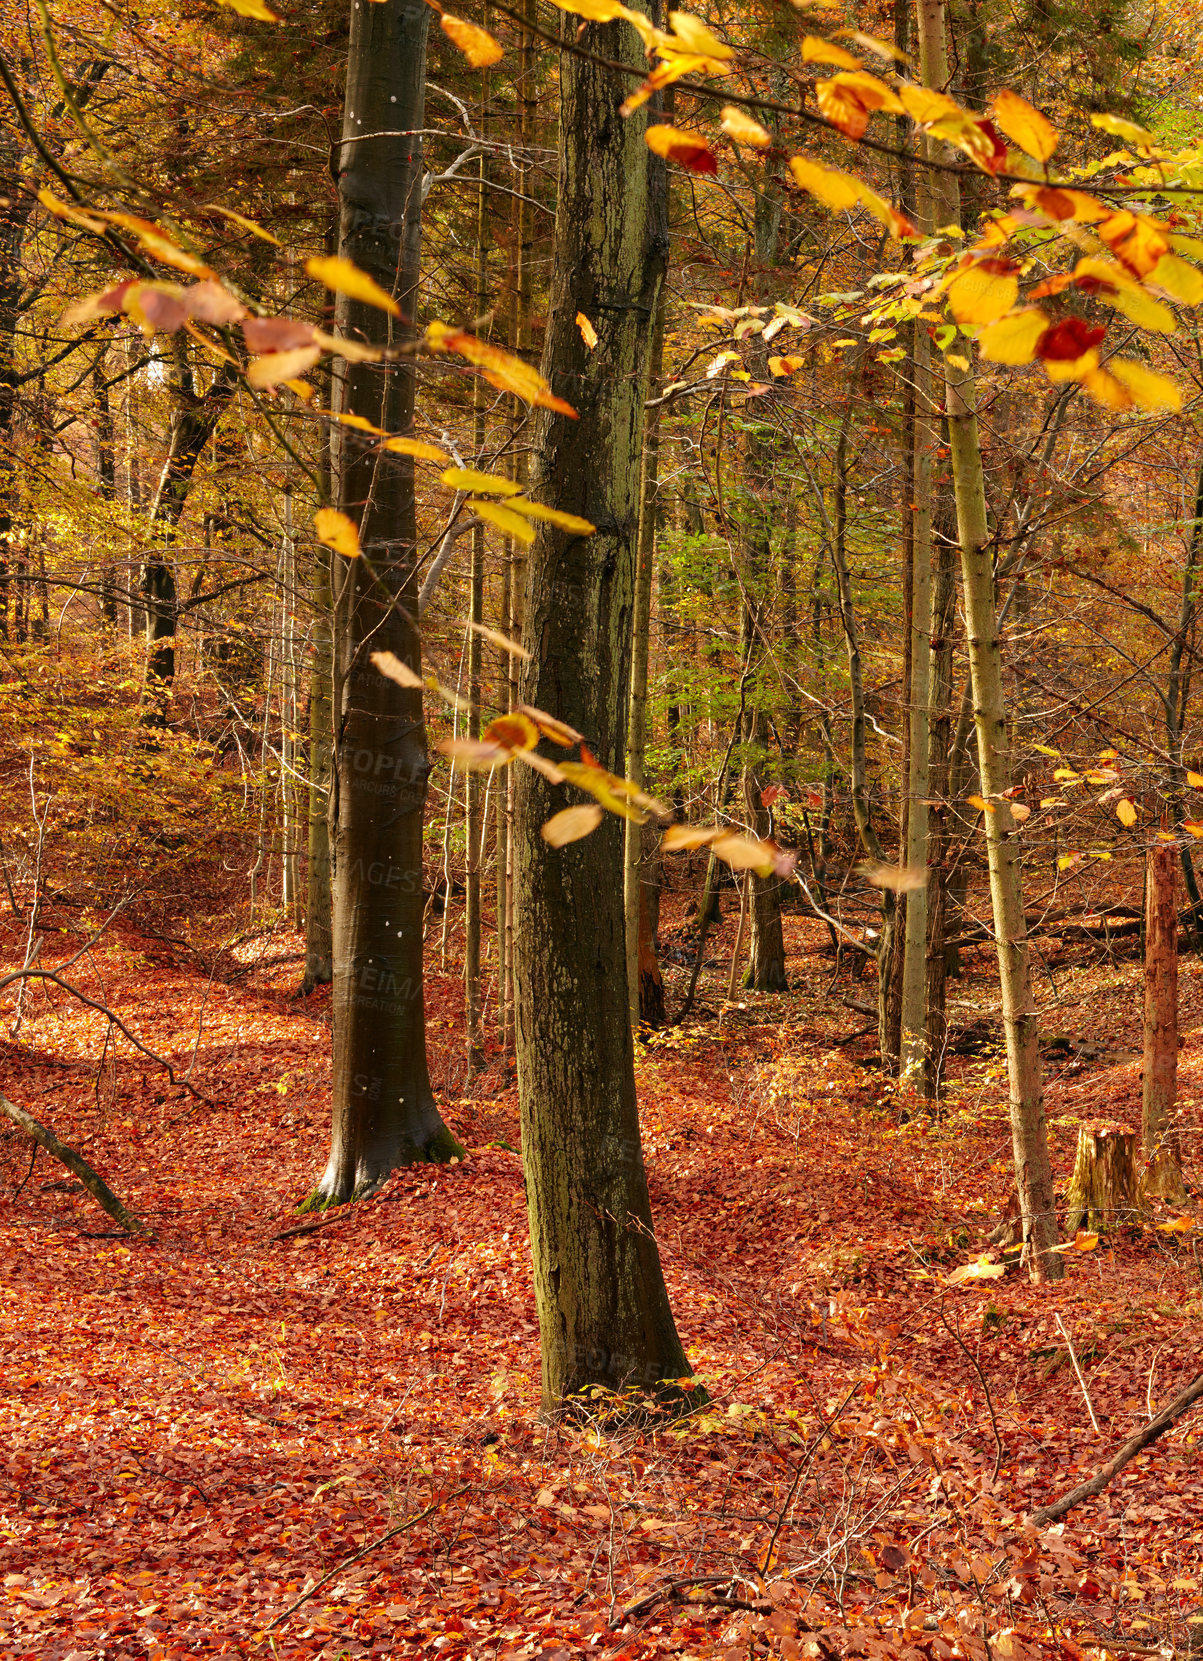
0, 1092, 146, 1236
1029, 1370, 1203, 1526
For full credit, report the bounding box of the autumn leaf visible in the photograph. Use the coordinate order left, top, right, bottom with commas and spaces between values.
644, 124, 718, 174
710, 831, 794, 878
439, 736, 512, 769
380, 436, 449, 462
465, 622, 530, 660
991, 89, 1058, 162
858, 861, 927, 891
945, 259, 1019, 326
507, 499, 596, 534
243, 317, 317, 353
1149, 253, 1203, 306
1155, 1214, 1195, 1233
540, 804, 604, 847
486, 712, 540, 752
441, 467, 523, 496
800, 35, 860, 69
202, 202, 281, 244
246, 346, 323, 387
1098, 211, 1168, 280
305, 255, 400, 317
1091, 111, 1154, 148
1116, 798, 1138, 827
768, 355, 805, 376
370, 650, 423, 688
947, 1254, 1005, 1285
1108, 359, 1182, 412
313, 508, 361, 559
469, 499, 535, 542
576, 312, 598, 349
665, 11, 734, 59
425, 321, 577, 416
788, 157, 913, 239
975, 307, 1049, 365
816, 71, 903, 141
215, 0, 280, 17
440, 13, 505, 66
720, 106, 772, 148
1189, 770, 1203, 788
966, 793, 994, 814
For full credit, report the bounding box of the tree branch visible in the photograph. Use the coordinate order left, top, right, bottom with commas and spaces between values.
0, 1092, 146, 1235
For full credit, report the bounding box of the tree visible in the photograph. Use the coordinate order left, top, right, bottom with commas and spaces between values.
512, 8, 692, 1411
311, 0, 462, 1206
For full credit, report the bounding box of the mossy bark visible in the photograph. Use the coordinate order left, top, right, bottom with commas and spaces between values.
513, 12, 692, 1413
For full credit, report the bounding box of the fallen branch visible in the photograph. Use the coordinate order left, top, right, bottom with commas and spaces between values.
269, 1210, 354, 1243
258, 1484, 470, 1635
0, 1092, 146, 1236
1029, 1370, 1203, 1526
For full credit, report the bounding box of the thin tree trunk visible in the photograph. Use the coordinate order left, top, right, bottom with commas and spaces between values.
900, 321, 932, 1081
625, 276, 666, 1027
301, 536, 333, 993
93, 352, 119, 625
1143, 842, 1184, 1200
513, 8, 690, 1411
917, 0, 1061, 1281
465, 140, 491, 1074
313, 0, 462, 1206
924, 499, 957, 1097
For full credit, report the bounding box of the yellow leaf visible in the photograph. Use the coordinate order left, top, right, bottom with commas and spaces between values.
576, 312, 598, 349
816, 71, 903, 141
1108, 358, 1182, 412
541, 803, 604, 847
1091, 111, 1154, 148
666, 10, 734, 59
1151, 252, 1203, 305
720, 105, 772, 148
314, 508, 360, 559
426, 321, 577, 416
1184, 821, 1203, 836
202, 203, 281, 244
439, 736, 512, 770
311, 329, 384, 363
1082, 367, 1134, 412
1057, 852, 1081, 871
469, 499, 535, 542
788, 156, 914, 239
1116, 798, 1138, 827
897, 84, 964, 128
801, 35, 860, 69
619, 55, 711, 118
329, 411, 387, 436
1101, 284, 1175, 334
768, 355, 805, 376
285, 378, 315, 402
380, 436, 450, 462
465, 622, 530, 660
858, 861, 927, 891
485, 711, 539, 751
1053, 767, 1081, 781
215, 0, 281, 16
945, 264, 1019, 326
305, 255, 400, 317
711, 831, 789, 878
1155, 1214, 1195, 1233
370, 650, 422, 688
991, 89, 1058, 162
947, 1254, 1005, 1285
441, 466, 523, 496
662, 824, 719, 852
507, 498, 596, 534
966, 793, 994, 813
247, 346, 322, 387
833, 28, 909, 63
440, 13, 505, 66
977, 307, 1048, 365
1032, 743, 1061, 756
1189, 770, 1203, 788
1072, 1229, 1099, 1252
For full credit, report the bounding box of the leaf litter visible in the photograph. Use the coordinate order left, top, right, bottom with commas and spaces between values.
1, 900, 1201, 1659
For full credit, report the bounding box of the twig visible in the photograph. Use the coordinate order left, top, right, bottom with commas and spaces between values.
258, 1485, 470, 1635
0, 1092, 146, 1235
1029, 1371, 1203, 1526
939, 1300, 1005, 1481
269, 1210, 353, 1243
1055, 1312, 1102, 1437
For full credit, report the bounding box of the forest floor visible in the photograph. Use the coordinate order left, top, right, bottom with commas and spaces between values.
1, 890, 1201, 1660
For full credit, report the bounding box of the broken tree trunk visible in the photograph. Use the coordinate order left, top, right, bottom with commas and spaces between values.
1143, 842, 1185, 1201
0, 1093, 145, 1235
1064, 1121, 1146, 1235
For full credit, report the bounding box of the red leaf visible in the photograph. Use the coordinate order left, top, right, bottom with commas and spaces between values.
242, 316, 318, 352
1036, 317, 1106, 361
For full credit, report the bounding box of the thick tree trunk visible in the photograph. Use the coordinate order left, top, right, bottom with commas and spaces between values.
513, 11, 691, 1412
313, 0, 461, 1206
1143, 843, 1184, 1200
917, 0, 1061, 1280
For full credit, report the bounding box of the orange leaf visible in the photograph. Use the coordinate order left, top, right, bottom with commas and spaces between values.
719, 105, 772, 148
314, 508, 361, 559
801, 35, 860, 69
645, 123, 718, 174
426, 321, 577, 416
991, 89, 1058, 162
440, 13, 504, 67
576, 311, 598, 349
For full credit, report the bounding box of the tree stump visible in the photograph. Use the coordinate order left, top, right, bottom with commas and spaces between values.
1064, 1122, 1148, 1235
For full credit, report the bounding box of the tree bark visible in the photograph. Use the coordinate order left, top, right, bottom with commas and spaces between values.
1143, 843, 1184, 1200
1064, 1123, 1144, 1235
900, 321, 933, 1081
0, 1092, 144, 1235
301, 536, 333, 994
917, 0, 1061, 1280
513, 10, 691, 1412
313, 0, 462, 1206
924, 496, 957, 1097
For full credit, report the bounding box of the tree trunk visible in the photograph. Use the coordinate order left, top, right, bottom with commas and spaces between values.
637, 818, 666, 1028
900, 322, 933, 1082
917, 0, 1061, 1281
924, 496, 957, 1098
1143, 843, 1184, 1200
313, 0, 462, 1206
1065, 1123, 1145, 1235
513, 10, 691, 1412
301, 536, 333, 994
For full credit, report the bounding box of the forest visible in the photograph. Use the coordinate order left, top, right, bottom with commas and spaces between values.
2, 0, 1203, 1653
